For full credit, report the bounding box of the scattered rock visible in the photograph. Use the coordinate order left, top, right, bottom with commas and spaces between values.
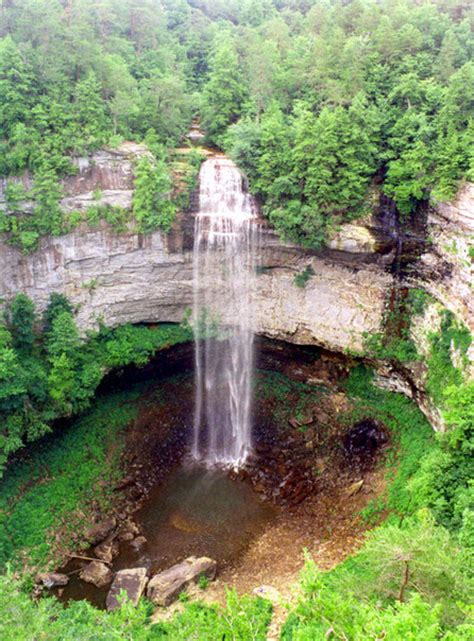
36, 572, 69, 588
253, 585, 281, 604
345, 480, 364, 498
84, 518, 116, 546
117, 519, 139, 542
94, 536, 120, 564
80, 561, 113, 588
131, 535, 147, 550
106, 567, 148, 611
115, 476, 135, 491
147, 556, 217, 606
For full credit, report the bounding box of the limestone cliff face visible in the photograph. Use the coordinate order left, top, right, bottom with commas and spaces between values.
0, 142, 151, 215
0, 222, 391, 356
255, 230, 391, 353
0, 146, 394, 356
0, 225, 192, 330
0, 146, 472, 431
416, 183, 474, 333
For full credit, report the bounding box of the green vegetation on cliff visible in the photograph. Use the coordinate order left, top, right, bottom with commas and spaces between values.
0, 292, 191, 471
282, 365, 473, 639
1, 1, 473, 250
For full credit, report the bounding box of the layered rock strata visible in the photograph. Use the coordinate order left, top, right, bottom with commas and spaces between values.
0, 146, 472, 431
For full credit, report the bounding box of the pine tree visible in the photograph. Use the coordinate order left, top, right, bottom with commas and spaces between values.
6, 294, 36, 353
201, 32, 248, 145
0, 35, 33, 140
73, 71, 110, 150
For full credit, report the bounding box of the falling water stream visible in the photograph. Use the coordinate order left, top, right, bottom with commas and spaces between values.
192, 156, 259, 467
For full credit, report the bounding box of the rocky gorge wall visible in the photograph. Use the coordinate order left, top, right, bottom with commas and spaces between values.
1, 145, 472, 430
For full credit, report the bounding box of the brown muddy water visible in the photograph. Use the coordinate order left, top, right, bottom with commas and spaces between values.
57, 462, 277, 608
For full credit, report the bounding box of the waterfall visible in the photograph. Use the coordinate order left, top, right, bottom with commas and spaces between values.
192, 156, 259, 467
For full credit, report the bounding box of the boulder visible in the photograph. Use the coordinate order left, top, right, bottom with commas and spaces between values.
147, 556, 217, 606
117, 519, 140, 542
253, 585, 281, 604
345, 480, 364, 498
36, 572, 69, 588
130, 535, 147, 550
106, 567, 148, 611
84, 518, 116, 546
80, 561, 113, 588
94, 536, 120, 564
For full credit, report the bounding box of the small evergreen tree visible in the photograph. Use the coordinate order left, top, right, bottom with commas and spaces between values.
6, 294, 36, 352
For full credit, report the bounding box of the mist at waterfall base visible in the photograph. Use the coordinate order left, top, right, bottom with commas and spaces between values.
192, 157, 260, 468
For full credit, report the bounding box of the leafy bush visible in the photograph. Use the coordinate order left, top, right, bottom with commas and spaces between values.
0, 293, 192, 471
0, 574, 271, 641
294, 265, 315, 289
133, 156, 176, 233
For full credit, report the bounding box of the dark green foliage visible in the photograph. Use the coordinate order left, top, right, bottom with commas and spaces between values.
201, 32, 248, 146
426, 310, 472, 407
294, 265, 315, 288
0, 1, 198, 252
5, 293, 36, 352
42, 293, 73, 337
0, 573, 271, 640
364, 288, 431, 363
2, 1, 472, 250
132, 155, 177, 233
0, 293, 192, 471
218, 0, 474, 246
0, 392, 137, 570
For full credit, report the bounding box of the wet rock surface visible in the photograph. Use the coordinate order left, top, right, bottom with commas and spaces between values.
147, 556, 217, 606
37, 572, 69, 588
80, 561, 113, 588
343, 419, 388, 469
84, 518, 117, 546
106, 567, 148, 611
94, 536, 120, 564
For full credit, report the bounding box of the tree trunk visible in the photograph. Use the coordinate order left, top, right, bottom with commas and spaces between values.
398, 560, 409, 602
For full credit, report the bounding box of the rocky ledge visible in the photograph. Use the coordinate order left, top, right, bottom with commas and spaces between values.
0, 145, 472, 432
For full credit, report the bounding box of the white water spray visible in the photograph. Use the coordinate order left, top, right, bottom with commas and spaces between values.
192, 156, 259, 467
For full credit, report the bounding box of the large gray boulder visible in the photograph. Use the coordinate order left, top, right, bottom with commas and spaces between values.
80, 561, 113, 588
146, 556, 217, 606
106, 567, 148, 611
36, 572, 69, 588
84, 518, 117, 546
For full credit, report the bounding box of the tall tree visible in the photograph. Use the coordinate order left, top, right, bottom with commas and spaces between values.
201, 32, 248, 145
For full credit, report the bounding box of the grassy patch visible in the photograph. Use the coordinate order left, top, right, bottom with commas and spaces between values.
0, 389, 140, 573
344, 365, 435, 522
255, 370, 326, 431
426, 310, 471, 408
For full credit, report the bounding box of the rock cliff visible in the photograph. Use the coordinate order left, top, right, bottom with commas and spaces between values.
0, 146, 472, 431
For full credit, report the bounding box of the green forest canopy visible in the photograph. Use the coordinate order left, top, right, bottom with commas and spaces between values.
0, 0, 472, 462
0, 0, 473, 248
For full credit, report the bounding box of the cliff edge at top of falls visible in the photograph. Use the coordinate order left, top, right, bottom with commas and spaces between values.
0, 145, 472, 431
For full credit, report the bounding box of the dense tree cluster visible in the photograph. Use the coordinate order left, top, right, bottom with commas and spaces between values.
0, 293, 191, 470
1, 1, 473, 248
212, 0, 474, 245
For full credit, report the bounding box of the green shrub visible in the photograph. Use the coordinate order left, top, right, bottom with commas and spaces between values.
294, 265, 315, 288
